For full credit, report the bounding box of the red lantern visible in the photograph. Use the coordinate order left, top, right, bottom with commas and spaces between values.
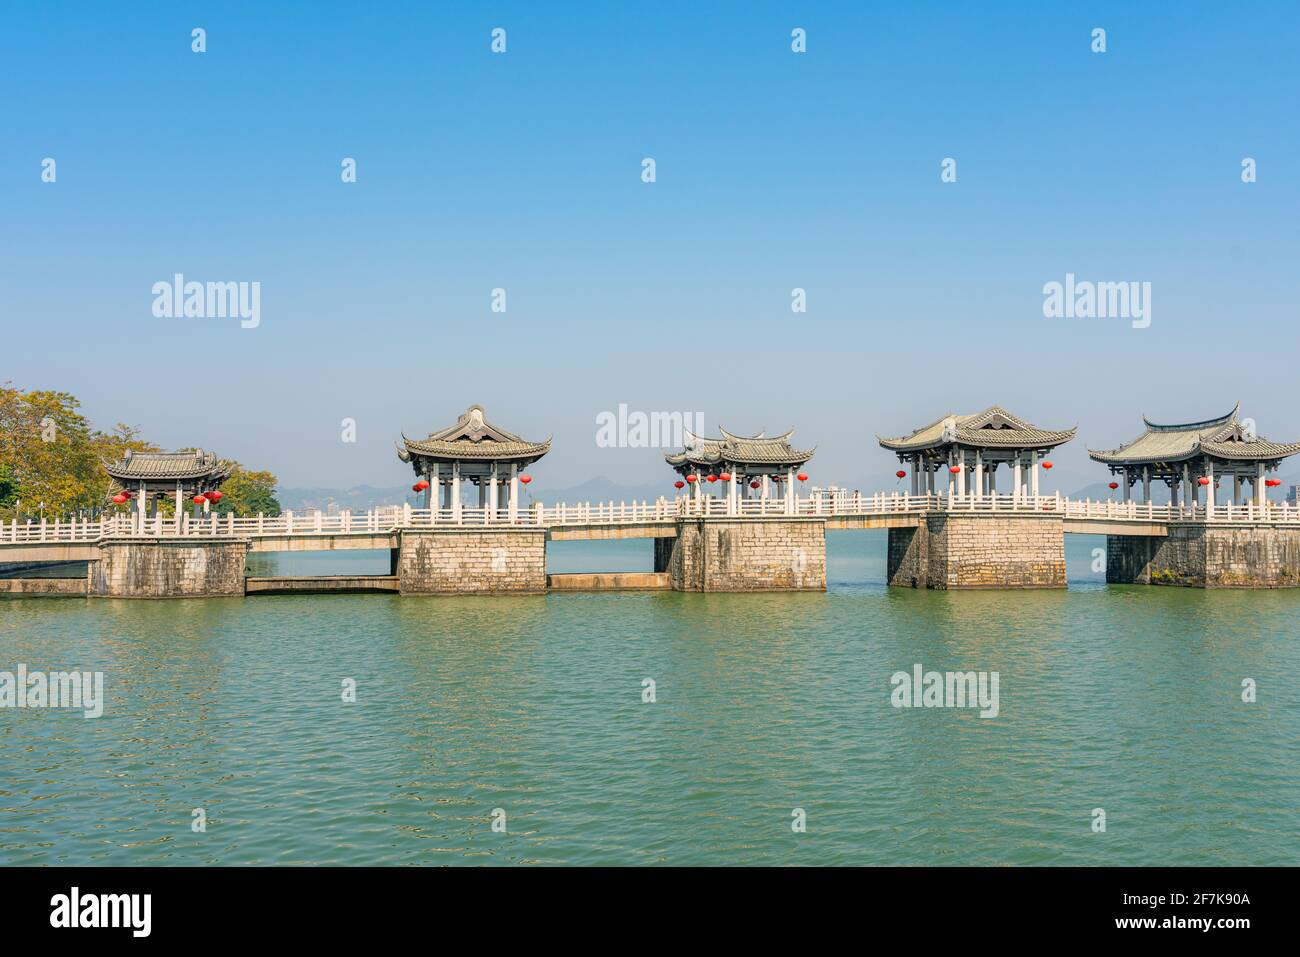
412, 484, 421, 492
1042, 461, 1053, 470
896, 470, 906, 479
1108, 482, 1119, 490
112, 493, 128, 505
706, 474, 718, 483
674, 480, 685, 489
207, 490, 223, 502
414, 480, 429, 492
520, 475, 532, 484
750, 481, 760, 489
1266, 478, 1281, 487
720, 472, 731, 482
797, 473, 808, 482
1198, 477, 1210, 486
193, 495, 207, 504
686, 474, 698, 484
949, 465, 961, 474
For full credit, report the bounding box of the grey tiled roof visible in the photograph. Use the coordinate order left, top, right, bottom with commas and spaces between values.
102, 450, 233, 482
1088, 405, 1300, 465
879, 406, 1075, 453
666, 427, 815, 469
398, 405, 551, 463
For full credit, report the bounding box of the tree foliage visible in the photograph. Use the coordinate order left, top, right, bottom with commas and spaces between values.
0, 382, 277, 519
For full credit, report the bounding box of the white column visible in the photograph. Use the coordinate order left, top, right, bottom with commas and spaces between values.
786, 467, 794, 515
509, 463, 519, 521
1233, 474, 1241, 506
1142, 466, 1150, 505
1183, 463, 1192, 507
1013, 456, 1022, 502
974, 450, 983, 502
428, 463, 438, 511
1122, 470, 1130, 502
489, 463, 499, 520
1205, 459, 1214, 519
1030, 451, 1039, 497
728, 468, 737, 515
911, 457, 919, 496
1256, 461, 1266, 506
762, 474, 770, 500
452, 461, 461, 520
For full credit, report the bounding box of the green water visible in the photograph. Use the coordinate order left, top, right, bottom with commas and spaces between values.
2, 533, 1297, 865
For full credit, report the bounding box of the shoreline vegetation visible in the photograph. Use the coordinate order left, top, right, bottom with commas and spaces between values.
0, 382, 279, 522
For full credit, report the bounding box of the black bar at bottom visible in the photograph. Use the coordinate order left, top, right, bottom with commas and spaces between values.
0, 866, 1281, 941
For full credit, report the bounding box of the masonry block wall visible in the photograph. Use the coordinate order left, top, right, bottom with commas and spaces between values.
666, 517, 826, 592
886, 525, 927, 587
397, 528, 547, 595
88, 539, 248, 598
889, 514, 1065, 589
1108, 525, 1300, 587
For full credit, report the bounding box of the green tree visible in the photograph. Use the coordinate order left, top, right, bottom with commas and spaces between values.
0, 464, 18, 510
212, 466, 281, 517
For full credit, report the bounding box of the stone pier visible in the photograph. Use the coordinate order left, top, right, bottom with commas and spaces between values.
87, 538, 249, 598
888, 512, 1066, 589
658, 517, 826, 592
396, 527, 547, 595
1107, 524, 1300, 588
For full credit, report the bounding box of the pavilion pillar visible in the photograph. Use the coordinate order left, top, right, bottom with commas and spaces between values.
761, 475, 769, 500
695, 470, 702, 504
728, 468, 737, 515
451, 461, 462, 521
1233, 474, 1241, 506
1030, 451, 1039, 498
1256, 461, 1266, 506
427, 463, 438, 511
1142, 466, 1150, 505
973, 450, 983, 502
1013, 457, 1022, 503
1182, 463, 1191, 509
910, 457, 919, 496
785, 467, 794, 515
509, 463, 519, 521
489, 463, 499, 521
1206, 459, 1215, 519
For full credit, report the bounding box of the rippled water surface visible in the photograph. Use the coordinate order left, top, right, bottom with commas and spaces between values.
2, 533, 1297, 865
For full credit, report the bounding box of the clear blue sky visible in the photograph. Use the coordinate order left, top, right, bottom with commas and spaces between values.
3, 2, 1297, 491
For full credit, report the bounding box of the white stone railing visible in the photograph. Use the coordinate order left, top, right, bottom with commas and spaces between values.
4, 493, 1299, 544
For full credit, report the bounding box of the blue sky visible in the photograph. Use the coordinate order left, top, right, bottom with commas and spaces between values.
2, 2, 1297, 492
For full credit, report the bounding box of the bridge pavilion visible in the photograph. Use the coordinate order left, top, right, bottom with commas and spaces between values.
665, 427, 815, 509
103, 449, 233, 519
398, 405, 549, 520
1088, 405, 1300, 508
878, 406, 1075, 499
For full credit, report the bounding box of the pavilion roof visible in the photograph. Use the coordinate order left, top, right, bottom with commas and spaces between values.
878, 406, 1076, 454
102, 450, 234, 483
398, 405, 551, 462
1088, 404, 1300, 465
665, 427, 815, 469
